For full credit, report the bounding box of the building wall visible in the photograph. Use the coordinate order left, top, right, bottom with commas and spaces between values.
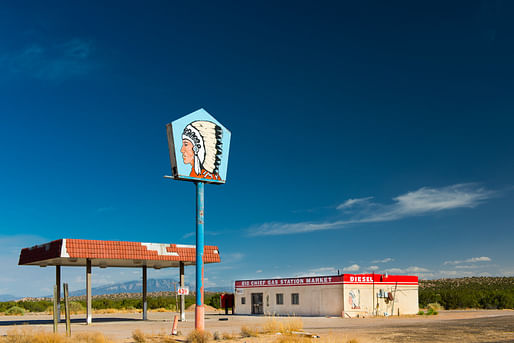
235, 284, 344, 316
343, 283, 419, 316
234, 274, 418, 317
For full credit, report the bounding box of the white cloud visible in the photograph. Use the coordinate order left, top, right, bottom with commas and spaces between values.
383, 266, 430, 274
337, 197, 373, 210
444, 256, 492, 265
372, 257, 394, 263
256, 270, 263, 273
455, 265, 481, 269
343, 264, 360, 272
367, 265, 379, 271
297, 266, 339, 277
249, 183, 494, 236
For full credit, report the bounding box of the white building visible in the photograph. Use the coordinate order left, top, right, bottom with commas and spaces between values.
234, 274, 418, 317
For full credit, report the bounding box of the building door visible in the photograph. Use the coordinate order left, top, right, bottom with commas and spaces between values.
251, 293, 263, 314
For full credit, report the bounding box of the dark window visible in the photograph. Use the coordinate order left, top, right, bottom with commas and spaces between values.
266, 294, 269, 307
241, 297, 246, 304
276, 293, 284, 305
291, 293, 299, 305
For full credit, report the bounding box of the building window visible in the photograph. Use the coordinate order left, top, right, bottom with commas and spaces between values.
241, 297, 246, 305
291, 293, 299, 305
266, 295, 269, 307
276, 293, 284, 305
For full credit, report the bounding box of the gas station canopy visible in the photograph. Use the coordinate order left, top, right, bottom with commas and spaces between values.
18, 238, 221, 268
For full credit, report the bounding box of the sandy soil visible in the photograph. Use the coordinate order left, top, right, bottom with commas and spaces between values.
0, 309, 513, 342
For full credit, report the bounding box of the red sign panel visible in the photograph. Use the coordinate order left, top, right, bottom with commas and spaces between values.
177, 287, 189, 295
343, 274, 418, 285
235, 274, 418, 288
235, 276, 344, 288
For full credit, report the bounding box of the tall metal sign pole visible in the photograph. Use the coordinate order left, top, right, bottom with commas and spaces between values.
195, 181, 205, 327
166, 109, 231, 331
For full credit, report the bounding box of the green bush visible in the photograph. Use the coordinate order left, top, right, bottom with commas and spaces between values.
5, 306, 25, 315
68, 301, 85, 313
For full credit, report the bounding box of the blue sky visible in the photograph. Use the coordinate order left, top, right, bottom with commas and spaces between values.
1, 1, 513, 297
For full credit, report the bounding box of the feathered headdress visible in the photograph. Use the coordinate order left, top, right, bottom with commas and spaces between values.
182, 121, 223, 175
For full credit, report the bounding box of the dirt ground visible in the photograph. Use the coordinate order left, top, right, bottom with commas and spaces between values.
0, 309, 513, 342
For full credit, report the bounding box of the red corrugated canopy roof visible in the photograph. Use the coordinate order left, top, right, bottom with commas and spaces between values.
19, 239, 220, 268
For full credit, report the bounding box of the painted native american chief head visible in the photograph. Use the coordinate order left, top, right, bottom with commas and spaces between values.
180, 121, 223, 181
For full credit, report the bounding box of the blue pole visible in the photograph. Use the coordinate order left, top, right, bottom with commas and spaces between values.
195, 181, 205, 330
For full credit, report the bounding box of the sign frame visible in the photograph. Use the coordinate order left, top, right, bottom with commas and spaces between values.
166, 108, 231, 184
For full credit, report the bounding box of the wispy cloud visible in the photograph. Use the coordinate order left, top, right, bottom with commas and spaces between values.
336, 197, 373, 210
343, 264, 360, 272
367, 265, 380, 271
443, 256, 492, 265
383, 266, 430, 273
249, 183, 495, 236
372, 257, 394, 263
1, 38, 96, 81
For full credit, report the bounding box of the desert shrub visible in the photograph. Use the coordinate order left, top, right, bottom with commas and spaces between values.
417, 310, 425, 315
274, 336, 311, 343
0, 329, 113, 343
186, 330, 212, 343
132, 330, 147, 343
426, 308, 438, 315
221, 332, 235, 340
212, 331, 220, 340
427, 302, 442, 311
240, 325, 259, 337
74, 332, 114, 343
205, 293, 221, 309
5, 306, 25, 315
419, 277, 514, 309
262, 317, 303, 334
67, 301, 85, 314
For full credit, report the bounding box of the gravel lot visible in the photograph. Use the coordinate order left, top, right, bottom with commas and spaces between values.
0, 309, 513, 342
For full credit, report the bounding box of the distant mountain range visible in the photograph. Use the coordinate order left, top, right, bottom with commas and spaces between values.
0, 294, 16, 301
1, 279, 234, 301
67, 279, 233, 297
69, 278, 186, 296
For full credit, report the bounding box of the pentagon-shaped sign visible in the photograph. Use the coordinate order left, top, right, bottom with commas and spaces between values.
166, 109, 231, 184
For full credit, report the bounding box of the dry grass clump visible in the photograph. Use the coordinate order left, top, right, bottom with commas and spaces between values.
274, 335, 312, 343
427, 303, 442, 311
186, 330, 212, 343
221, 332, 236, 340
240, 325, 259, 337
262, 317, 303, 334
131, 330, 176, 343
132, 330, 147, 343
0, 329, 114, 343
274, 334, 363, 343
73, 332, 114, 343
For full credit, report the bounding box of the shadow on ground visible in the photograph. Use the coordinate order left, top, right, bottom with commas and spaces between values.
0, 317, 144, 326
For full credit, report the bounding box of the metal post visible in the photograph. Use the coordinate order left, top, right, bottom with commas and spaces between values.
372, 272, 375, 316
86, 259, 92, 325
179, 261, 185, 321
64, 283, 71, 336
56, 265, 61, 322
174, 282, 178, 313
195, 181, 205, 330
142, 266, 147, 321
53, 285, 58, 333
